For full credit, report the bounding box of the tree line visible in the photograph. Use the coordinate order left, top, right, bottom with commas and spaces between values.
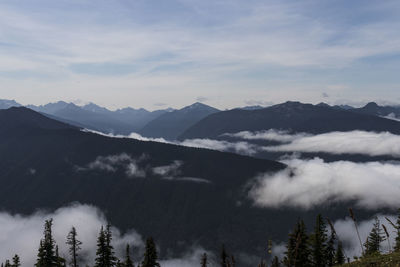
3, 209, 400, 267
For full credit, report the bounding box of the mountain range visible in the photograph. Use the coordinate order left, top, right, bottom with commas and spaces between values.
0, 102, 398, 265
179, 101, 400, 139
139, 102, 219, 140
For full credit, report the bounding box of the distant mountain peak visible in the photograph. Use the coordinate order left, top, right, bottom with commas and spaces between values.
316, 102, 331, 107
364, 102, 379, 108
181, 102, 219, 112
0, 99, 21, 109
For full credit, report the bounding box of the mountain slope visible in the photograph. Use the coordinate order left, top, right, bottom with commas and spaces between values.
140, 102, 219, 140
179, 101, 400, 139
0, 107, 292, 264
352, 102, 400, 120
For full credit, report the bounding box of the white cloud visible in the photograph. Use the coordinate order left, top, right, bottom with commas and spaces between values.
152, 160, 182, 176
249, 157, 400, 209
152, 160, 211, 183
180, 138, 257, 155
84, 129, 258, 156
223, 130, 310, 143
262, 131, 400, 157
78, 153, 146, 178
382, 113, 400, 122
0, 204, 144, 267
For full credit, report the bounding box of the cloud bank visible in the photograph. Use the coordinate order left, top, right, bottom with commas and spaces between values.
249, 157, 400, 209
84, 129, 258, 156
262, 131, 400, 157
223, 130, 310, 143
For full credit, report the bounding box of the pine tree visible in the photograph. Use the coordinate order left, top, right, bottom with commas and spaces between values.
283, 220, 310, 267
12, 255, 21, 267
334, 241, 345, 265
104, 224, 117, 267
66, 227, 82, 267
124, 244, 134, 267
200, 253, 208, 267
4, 260, 10, 267
141, 237, 160, 267
271, 256, 280, 267
220, 244, 228, 267
364, 217, 385, 256
310, 214, 328, 266
94, 226, 107, 267
36, 219, 58, 267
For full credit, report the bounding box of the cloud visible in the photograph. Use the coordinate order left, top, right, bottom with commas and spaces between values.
180, 138, 258, 155
153, 160, 182, 176
322, 92, 329, 98
87, 129, 400, 159
262, 131, 400, 157
223, 130, 310, 143
78, 153, 146, 178
249, 157, 400, 209
152, 160, 211, 183
0, 204, 144, 267
84, 129, 257, 156
334, 214, 396, 259
382, 113, 400, 122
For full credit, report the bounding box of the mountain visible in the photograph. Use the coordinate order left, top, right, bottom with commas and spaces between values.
0, 107, 294, 265
139, 102, 220, 140
179, 101, 400, 140
0, 99, 22, 109
27, 101, 173, 134
352, 102, 400, 120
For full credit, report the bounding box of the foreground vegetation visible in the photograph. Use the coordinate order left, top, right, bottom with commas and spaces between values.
2, 209, 400, 267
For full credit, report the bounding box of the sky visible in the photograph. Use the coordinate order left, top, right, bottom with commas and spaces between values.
0, 0, 399, 110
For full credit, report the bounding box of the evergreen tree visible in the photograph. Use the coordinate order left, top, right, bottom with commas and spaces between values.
200, 253, 208, 267
94, 226, 107, 267
141, 237, 160, 267
220, 245, 228, 267
364, 217, 385, 256
334, 241, 345, 265
325, 227, 336, 267
12, 255, 21, 267
271, 256, 280, 267
104, 224, 117, 267
36, 219, 58, 267
4, 260, 10, 267
310, 214, 328, 266
124, 244, 134, 267
66, 227, 82, 267
283, 220, 310, 267
394, 210, 400, 252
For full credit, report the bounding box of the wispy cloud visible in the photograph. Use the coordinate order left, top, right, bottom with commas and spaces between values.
77, 153, 146, 178
249, 157, 400, 209
261, 130, 400, 157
